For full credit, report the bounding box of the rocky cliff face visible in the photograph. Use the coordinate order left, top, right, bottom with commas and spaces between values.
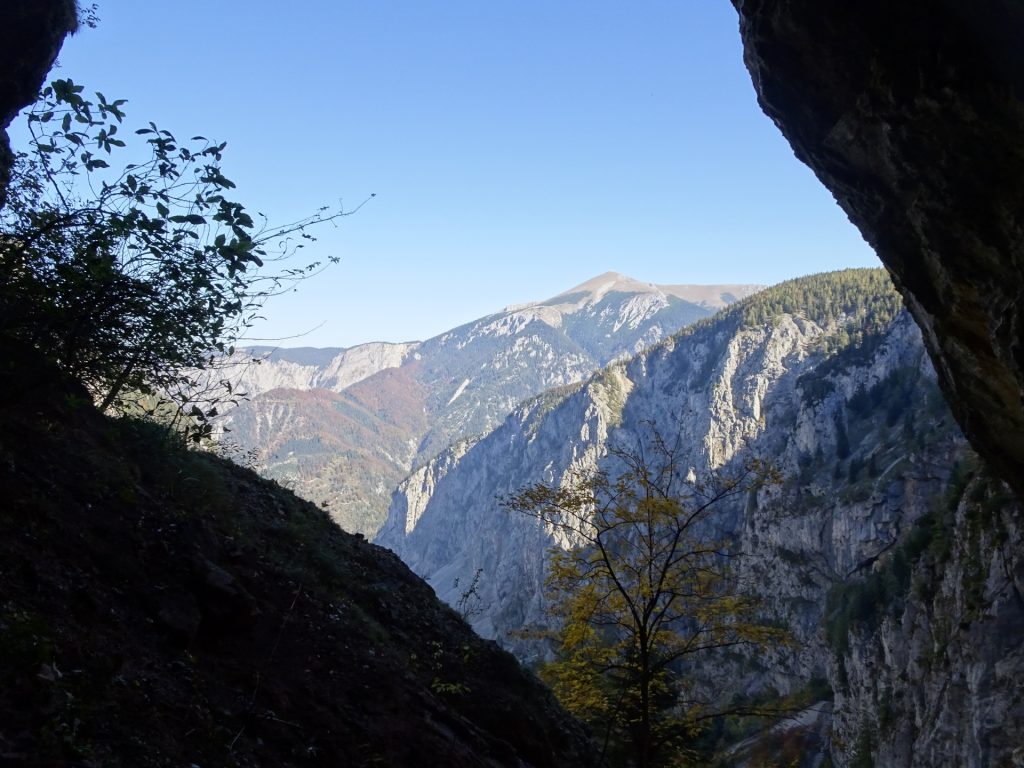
731, 0, 1024, 503
377, 270, 927, 654
220, 273, 759, 535
219, 342, 420, 397
0, 1, 77, 208
827, 466, 1024, 767
378, 269, 1022, 764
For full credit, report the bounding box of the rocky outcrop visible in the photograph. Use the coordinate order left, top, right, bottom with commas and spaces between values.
732, 0, 1024, 502
377, 271, 942, 658
379, 270, 1024, 764
828, 469, 1024, 766
0, 1, 77, 208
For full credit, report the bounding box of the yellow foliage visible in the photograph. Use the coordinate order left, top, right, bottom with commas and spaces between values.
505, 436, 788, 768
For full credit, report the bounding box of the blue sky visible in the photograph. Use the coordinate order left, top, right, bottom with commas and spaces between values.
30, 1, 879, 347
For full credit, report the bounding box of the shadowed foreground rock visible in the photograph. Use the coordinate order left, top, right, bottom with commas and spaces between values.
0, 0, 77, 208
732, 0, 1024, 502
0, 351, 596, 767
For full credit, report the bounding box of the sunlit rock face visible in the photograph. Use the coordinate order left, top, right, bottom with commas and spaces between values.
377, 271, 946, 667
0, 1, 77, 207
732, 0, 1024, 502
219, 274, 758, 535
379, 272, 1024, 764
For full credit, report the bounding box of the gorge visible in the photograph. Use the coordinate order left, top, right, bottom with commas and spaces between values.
377, 268, 1023, 764
2, 2, 1023, 765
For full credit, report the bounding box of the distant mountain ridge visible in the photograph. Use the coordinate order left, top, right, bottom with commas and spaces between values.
217, 341, 419, 396
374, 268, 1024, 764
376, 269, 922, 654
549, 271, 759, 310
217, 273, 761, 534
224, 273, 761, 400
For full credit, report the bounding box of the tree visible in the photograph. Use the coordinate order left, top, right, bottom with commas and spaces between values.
504, 434, 785, 767
0, 78, 363, 437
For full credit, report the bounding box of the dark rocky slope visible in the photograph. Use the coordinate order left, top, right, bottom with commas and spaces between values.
826, 458, 1024, 767
0, 351, 595, 767
732, 0, 1024, 501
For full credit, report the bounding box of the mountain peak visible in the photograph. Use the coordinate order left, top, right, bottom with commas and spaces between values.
554, 271, 763, 310
559, 272, 655, 302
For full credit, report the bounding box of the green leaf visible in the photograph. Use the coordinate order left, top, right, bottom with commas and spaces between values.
169, 214, 206, 226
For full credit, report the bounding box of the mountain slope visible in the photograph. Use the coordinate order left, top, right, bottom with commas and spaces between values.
217, 342, 420, 396
221, 273, 761, 535
218, 366, 430, 528
375, 268, 1024, 763
377, 269, 928, 655
0, 349, 596, 767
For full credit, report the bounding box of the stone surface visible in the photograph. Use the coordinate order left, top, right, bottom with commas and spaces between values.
377, 272, 931, 663
830, 474, 1024, 767
732, 0, 1024, 501
0, 1, 77, 208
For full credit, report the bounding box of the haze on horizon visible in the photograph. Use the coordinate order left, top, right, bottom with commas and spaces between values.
25, 1, 881, 347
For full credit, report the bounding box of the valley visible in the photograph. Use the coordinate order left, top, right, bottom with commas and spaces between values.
5, 4, 1023, 763
227, 267, 1024, 764
217, 273, 761, 535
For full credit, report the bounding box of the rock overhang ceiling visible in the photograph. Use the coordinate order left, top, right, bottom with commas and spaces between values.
731, 0, 1024, 500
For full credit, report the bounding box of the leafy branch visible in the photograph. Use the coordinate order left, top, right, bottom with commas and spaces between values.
1, 78, 368, 439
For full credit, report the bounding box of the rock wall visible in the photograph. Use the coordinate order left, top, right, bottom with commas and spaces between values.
0, 1, 77, 207
380, 271, 1024, 764
378, 274, 953, 670
829, 467, 1024, 766
731, 0, 1024, 502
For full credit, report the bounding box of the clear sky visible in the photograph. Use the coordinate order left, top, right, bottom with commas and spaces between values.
29, 1, 879, 347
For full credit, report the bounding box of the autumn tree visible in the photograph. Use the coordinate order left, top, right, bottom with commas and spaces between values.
504, 433, 785, 767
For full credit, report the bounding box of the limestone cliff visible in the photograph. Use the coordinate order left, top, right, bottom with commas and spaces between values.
731, 0, 1024, 503
379, 269, 1022, 764
826, 465, 1024, 766
378, 270, 933, 663
221, 274, 757, 535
